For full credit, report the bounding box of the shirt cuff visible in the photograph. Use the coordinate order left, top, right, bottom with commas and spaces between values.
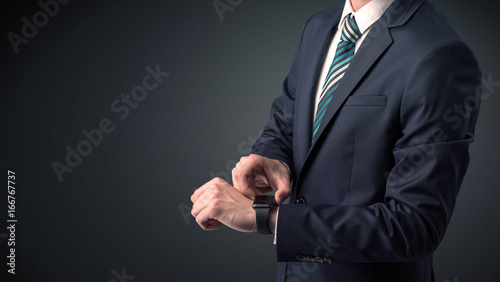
279, 160, 291, 174
273, 207, 279, 245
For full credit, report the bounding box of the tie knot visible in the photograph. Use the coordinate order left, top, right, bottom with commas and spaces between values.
340, 14, 361, 43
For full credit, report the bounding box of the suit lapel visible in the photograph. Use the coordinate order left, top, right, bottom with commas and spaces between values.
295, 0, 427, 179
296, 8, 343, 168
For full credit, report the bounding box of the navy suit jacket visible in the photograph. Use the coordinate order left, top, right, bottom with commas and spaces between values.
252, 0, 481, 281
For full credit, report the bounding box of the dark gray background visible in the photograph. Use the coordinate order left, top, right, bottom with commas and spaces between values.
1, 0, 499, 281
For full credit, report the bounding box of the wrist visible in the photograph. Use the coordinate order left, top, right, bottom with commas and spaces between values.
253, 195, 275, 234
278, 160, 290, 174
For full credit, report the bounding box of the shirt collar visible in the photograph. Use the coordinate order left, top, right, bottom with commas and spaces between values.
340, 0, 395, 34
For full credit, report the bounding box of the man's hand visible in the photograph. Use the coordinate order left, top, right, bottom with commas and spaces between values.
232, 154, 291, 205
191, 177, 256, 232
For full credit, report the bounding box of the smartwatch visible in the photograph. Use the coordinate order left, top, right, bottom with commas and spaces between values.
252, 195, 275, 234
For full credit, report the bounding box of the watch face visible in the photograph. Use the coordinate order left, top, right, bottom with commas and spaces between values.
253, 195, 274, 208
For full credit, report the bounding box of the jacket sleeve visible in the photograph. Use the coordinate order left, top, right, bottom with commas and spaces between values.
275, 39, 482, 263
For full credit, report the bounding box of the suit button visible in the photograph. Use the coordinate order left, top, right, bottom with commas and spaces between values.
296, 255, 305, 262
295, 197, 306, 204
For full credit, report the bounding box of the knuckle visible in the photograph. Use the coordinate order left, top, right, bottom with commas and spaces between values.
212, 177, 225, 184
234, 172, 242, 181
206, 202, 220, 216
208, 190, 219, 200
209, 201, 220, 210
196, 217, 204, 226
212, 183, 223, 192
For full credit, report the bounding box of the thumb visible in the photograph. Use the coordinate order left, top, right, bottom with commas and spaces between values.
269, 171, 290, 205
274, 187, 291, 206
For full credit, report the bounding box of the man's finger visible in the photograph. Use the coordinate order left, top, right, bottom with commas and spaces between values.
191, 177, 224, 203
196, 208, 222, 231
274, 188, 291, 206
233, 159, 260, 196
204, 219, 222, 230
239, 156, 248, 165
272, 161, 291, 205
191, 185, 206, 203
191, 189, 211, 218
234, 171, 261, 197
272, 176, 291, 205
232, 167, 239, 190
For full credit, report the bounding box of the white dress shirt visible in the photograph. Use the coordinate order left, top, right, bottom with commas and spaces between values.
312, 0, 395, 118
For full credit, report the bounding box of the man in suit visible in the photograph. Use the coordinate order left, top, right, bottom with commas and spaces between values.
191, 0, 481, 281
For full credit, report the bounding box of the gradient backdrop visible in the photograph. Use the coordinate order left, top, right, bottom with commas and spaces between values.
1, 0, 499, 281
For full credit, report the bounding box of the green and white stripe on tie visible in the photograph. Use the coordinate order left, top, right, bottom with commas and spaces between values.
312, 14, 362, 141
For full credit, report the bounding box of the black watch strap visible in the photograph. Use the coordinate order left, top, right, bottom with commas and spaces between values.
255, 206, 272, 235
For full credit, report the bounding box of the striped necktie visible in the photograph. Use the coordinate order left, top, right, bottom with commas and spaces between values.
312, 14, 362, 141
